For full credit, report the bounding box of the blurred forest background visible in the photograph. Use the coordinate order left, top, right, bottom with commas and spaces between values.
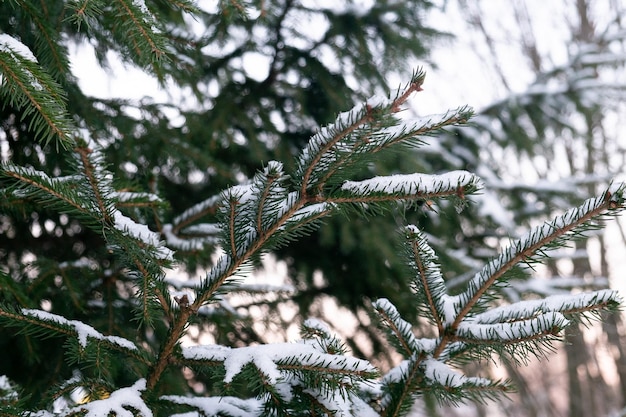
2, 0, 626, 416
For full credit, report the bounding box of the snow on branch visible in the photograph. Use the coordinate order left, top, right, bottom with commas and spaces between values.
21, 309, 138, 351
339, 171, 480, 203
219, 184, 258, 258
280, 202, 334, 229
295, 93, 394, 188
371, 107, 473, 150
0, 34, 37, 62
249, 161, 294, 234
112, 191, 163, 208
372, 298, 421, 357
1, 163, 89, 215
160, 395, 262, 417
181, 341, 377, 386
473, 289, 621, 324
172, 193, 222, 230
295, 71, 429, 194
66, 379, 151, 417
302, 384, 379, 417
113, 210, 173, 260
404, 225, 457, 330
0, 34, 75, 146
421, 358, 492, 389
161, 223, 219, 251
456, 312, 569, 343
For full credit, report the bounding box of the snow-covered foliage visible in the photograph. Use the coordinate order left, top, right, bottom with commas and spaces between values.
0, 64, 624, 415
1, 1, 626, 415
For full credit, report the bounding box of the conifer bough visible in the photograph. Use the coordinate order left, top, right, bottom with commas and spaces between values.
0, 63, 624, 415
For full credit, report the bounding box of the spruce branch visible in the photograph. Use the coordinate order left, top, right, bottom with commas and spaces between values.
74, 144, 114, 224
420, 358, 511, 406
376, 186, 625, 413
338, 171, 479, 203
314, 106, 474, 191
14, 0, 72, 81
66, 0, 104, 28
112, 191, 164, 209
0, 306, 150, 366
404, 225, 449, 333
380, 355, 423, 417
372, 298, 420, 358
3, 141, 175, 329
112, 0, 168, 62
0, 35, 75, 147
295, 70, 427, 196
172, 195, 222, 231
1, 164, 92, 217
455, 312, 569, 346
180, 342, 377, 384
450, 186, 625, 333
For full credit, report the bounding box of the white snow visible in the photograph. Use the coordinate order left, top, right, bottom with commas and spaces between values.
302, 384, 379, 417
22, 309, 137, 351
162, 223, 213, 251
181, 341, 376, 385
440, 295, 459, 327
0, 375, 12, 391
113, 191, 161, 203
382, 359, 411, 385
172, 194, 222, 227
341, 171, 479, 196
473, 290, 620, 324
284, 202, 334, 225
223, 184, 255, 205
303, 318, 331, 336
181, 223, 221, 235
422, 358, 491, 388
113, 210, 159, 246
0, 33, 37, 62
132, 0, 149, 15
67, 379, 151, 417
113, 210, 174, 260
161, 395, 262, 417
0, 375, 16, 400
457, 311, 569, 341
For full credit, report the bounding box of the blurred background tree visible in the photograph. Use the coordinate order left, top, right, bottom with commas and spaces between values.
428, 1, 626, 416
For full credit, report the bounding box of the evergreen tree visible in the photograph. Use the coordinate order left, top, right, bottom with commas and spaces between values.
0, 0, 453, 364
1, 1, 625, 416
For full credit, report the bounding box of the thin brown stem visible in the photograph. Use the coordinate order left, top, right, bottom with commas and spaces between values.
411, 240, 444, 335
300, 109, 374, 197
381, 354, 425, 417
76, 146, 111, 223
